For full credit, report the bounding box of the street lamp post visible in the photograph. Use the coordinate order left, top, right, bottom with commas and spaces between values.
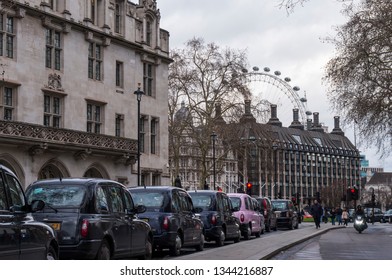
272, 142, 278, 199
211, 132, 217, 190
134, 84, 144, 186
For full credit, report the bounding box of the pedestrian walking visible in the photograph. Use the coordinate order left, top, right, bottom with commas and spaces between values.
336, 206, 343, 225
330, 207, 336, 225
342, 207, 349, 226
310, 200, 323, 229
174, 175, 182, 188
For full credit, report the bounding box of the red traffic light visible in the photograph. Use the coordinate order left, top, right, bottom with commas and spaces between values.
350, 188, 355, 193
246, 182, 252, 189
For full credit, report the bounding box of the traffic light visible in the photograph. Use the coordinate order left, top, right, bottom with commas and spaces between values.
347, 187, 353, 201
351, 186, 359, 200
246, 182, 252, 195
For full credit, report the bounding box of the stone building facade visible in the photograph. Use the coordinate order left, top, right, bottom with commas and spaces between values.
0, 0, 171, 188
173, 99, 361, 205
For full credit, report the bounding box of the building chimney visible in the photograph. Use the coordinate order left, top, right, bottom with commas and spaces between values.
306, 119, 313, 130
331, 116, 344, 136
214, 102, 226, 124
289, 108, 304, 130
267, 104, 282, 127
312, 112, 324, 132
239, 99, 256, 123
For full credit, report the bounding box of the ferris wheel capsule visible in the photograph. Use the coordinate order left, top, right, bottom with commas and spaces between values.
293, 86, 300, 91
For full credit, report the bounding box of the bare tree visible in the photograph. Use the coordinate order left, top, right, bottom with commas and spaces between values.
324, 0, 392, 157
276, 0, 352, 14
168, 38, 249, 189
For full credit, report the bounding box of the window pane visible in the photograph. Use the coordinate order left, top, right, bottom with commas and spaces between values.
6, 35, 13, 58
6, 17, 13, 33
54, 32, 61, 48
44, 115, 50, 126
46, 47, 52, 68
87, 104, 92, 120
95, 45, 101, 59
87, 122, 92, 132
95, 106, 101, 122
95, 123, 100, 134
95, 61, 101, 80
0, 34, 3, 56
4, 87, 12, 106
55, 49, 61, 70
44, 95, 51, 113
53, 116, 60, 128
46, 29, 52, 45
4, 108, 12, 120
88, 59, 93, 79
53, 97, 60, 114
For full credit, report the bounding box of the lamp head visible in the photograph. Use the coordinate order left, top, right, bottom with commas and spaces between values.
134, 83, 144, 101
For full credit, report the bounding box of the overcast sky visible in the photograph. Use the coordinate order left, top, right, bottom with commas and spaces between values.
157, 0, 392, 171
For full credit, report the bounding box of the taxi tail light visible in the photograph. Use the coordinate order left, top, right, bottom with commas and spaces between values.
211, 215, 217, 225
162, 216, 170, 230
81, 219, 89, 238
240, 213, 245, 223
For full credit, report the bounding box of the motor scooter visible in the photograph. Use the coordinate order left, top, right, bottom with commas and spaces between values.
354, 214, 368, 233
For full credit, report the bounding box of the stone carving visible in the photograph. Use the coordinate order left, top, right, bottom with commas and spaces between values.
46, 73, 64, 91
142, 0, 157, 11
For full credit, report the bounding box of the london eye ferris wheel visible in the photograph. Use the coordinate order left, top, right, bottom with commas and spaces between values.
241, 66, 312, 127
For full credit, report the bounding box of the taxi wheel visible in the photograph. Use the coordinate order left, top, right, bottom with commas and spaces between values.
169, 234, 182, 256
234, 230, 241, 243
195, 233, 205, 251
243, 225, 251, 240
46, 245, 58, 260
96, 240, 111, 260
216, 229, 225, 247
139, 237, 153, 260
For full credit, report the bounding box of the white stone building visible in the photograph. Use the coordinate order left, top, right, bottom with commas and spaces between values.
0, 0, 171, 188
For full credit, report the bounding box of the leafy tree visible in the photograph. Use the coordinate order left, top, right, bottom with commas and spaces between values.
324, 0, 392, 157
168, 38, 249, 189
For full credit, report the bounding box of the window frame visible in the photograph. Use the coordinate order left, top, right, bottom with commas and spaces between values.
143, 63, 154, 97
115, 60, 123, 88
88, 42, 103, 81
150, 117, 158, 154
115, 113, 124, 137
43, 94, 63, 128
86, 100, 105, 134
45, 28, 62, 70
0, 13, 15, 59
0, 85, 16, 121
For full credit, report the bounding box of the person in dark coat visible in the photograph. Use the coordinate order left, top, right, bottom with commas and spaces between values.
174, 175, 182, 188
310, 200, 323, 229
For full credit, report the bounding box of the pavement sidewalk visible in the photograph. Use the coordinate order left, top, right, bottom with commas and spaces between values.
175, 222, 345, 260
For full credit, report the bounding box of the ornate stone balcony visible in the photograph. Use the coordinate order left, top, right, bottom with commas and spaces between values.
0, 120, 138, 165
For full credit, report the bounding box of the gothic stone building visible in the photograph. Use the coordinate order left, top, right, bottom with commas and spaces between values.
0, 0, 171, 187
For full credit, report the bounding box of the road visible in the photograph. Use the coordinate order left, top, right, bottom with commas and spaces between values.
271, 223, 392, 260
